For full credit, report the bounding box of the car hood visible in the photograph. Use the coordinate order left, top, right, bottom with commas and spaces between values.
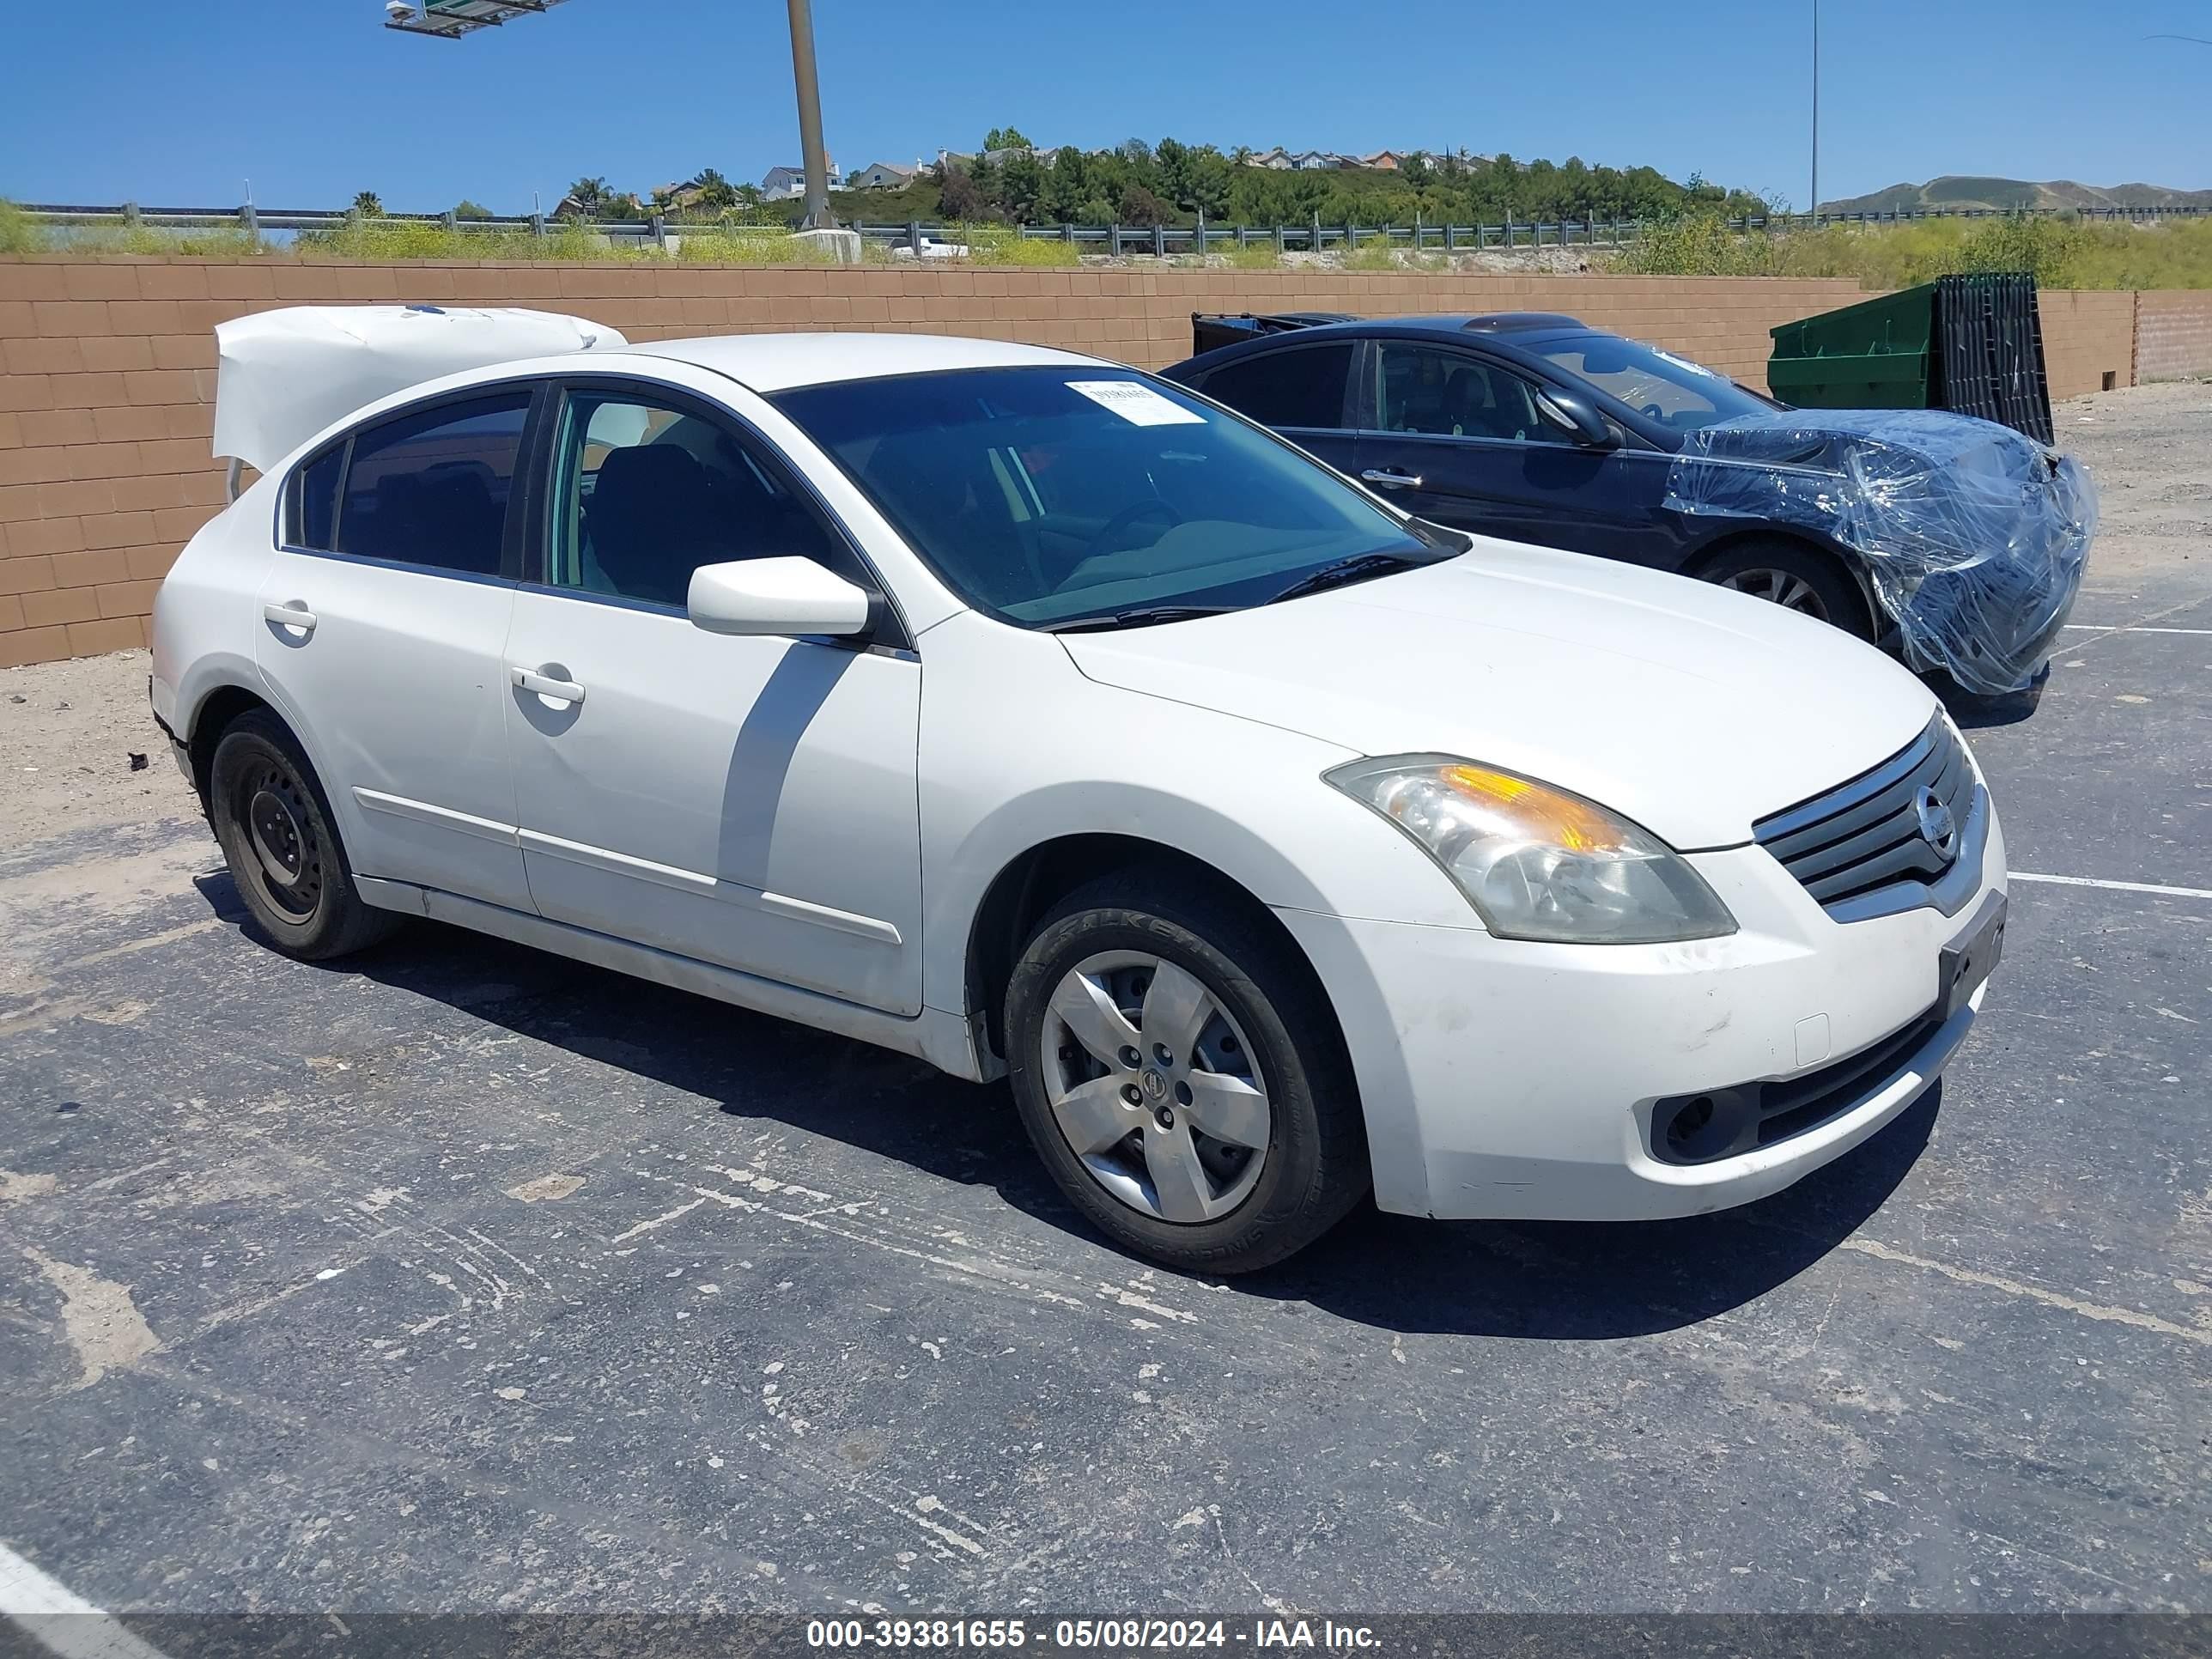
1059, 539, 1939, 850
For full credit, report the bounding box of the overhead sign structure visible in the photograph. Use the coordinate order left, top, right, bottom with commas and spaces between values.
383, 0, 572, 40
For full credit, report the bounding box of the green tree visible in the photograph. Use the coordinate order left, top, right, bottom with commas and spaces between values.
564, 176, 610, 216
998, 149, 1047, 222
690, 168, 737, 211
982, 125, 1034, 153
936, 161, 987, 221
351, 191, 385, 216
967, 152, 1006, 216
452, 198, 494, 220
1117, 183, 1173, 227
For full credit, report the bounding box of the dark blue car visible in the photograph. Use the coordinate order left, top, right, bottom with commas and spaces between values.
1164, 312, 1883, 635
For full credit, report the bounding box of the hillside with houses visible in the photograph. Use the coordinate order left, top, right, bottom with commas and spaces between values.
539, 132, 1768, 229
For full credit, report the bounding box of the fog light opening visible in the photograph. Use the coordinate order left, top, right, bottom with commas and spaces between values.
1654, 1089, 1752, 1164
1667, 1096, 1716, 1152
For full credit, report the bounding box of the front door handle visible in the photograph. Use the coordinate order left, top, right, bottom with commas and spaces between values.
1360, 468, 1424, 489
262, 600, 318, 634
510, 665, 586, 705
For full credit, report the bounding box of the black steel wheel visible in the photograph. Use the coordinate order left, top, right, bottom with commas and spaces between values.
207, 709, 400, 961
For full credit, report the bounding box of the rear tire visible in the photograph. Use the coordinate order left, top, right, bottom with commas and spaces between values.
1004, 871, 1368, 1273
207, 710, 400, 962
1698, 538, 1874, 641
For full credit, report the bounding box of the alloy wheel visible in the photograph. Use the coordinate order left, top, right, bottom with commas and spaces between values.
1719, 567, 1832, 620
1040, 951, 1272, 1224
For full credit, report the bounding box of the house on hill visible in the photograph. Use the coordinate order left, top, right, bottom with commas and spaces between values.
1242, 147, 1410, 171
848, 160, 921, 191
762, 159, 842, 199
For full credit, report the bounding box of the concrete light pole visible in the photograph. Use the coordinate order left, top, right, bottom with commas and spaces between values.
787, 0, 835, 231
1810, 0, 1820, 222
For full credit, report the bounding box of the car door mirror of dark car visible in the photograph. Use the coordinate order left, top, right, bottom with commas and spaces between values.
688, 556, 872, 639
1534, 388, 1619, 449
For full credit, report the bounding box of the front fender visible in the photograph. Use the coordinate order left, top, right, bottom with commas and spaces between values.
913, 615, 1484, 1024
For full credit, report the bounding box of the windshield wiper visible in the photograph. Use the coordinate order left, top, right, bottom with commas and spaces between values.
1038, 604, 1241, 635
1264, 551, 1426, 605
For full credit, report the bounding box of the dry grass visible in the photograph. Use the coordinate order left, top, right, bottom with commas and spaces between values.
1607, 213, 2212, 289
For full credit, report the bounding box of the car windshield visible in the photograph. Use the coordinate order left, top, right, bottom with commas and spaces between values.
771, 367, 1446, 628
1536, 334, 1772, 433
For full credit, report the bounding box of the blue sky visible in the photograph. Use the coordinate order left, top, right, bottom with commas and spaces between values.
3, 0, 2207, 212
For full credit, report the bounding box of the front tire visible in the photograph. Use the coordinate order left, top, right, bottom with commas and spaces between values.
207, 710, 399, 961
1698, 538, 1874, 641
1004, 872, 1368, 1273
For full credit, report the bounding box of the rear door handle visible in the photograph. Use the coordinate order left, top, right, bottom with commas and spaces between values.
262, 600, 317, 634
510, 665, 586, 705
1360, 468, 1423, 489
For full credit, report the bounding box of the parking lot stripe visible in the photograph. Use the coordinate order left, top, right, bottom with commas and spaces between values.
1841, 1239, 2212, 1348
2012, 872, 2212, 900
0, 1542, 172, 1659
2060, 624, 2212, 635
2054, 597, 2212, 653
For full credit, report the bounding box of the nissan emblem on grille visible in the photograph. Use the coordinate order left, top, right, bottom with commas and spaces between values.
1915, 786, 1960, 864
1751, 716, 1978, 920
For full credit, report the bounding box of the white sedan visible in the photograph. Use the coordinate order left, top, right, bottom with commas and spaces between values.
152, 331, 2008, 1271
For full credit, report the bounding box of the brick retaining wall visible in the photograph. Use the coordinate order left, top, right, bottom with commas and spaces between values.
2135, 290, 2212, 381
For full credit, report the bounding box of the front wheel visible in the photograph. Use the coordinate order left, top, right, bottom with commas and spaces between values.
207, 710, 400, 961
1004, 873, 1368, 1273
1698, 539, 1874, 641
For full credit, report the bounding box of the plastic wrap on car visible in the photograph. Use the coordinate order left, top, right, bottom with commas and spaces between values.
1662, 409, 2097, 696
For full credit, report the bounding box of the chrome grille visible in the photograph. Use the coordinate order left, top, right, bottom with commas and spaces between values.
1753, 716, 1977, 919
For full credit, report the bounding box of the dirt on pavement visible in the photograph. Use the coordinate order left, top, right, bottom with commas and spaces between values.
2052, 377, 2210, 596
0, 650, 198, 844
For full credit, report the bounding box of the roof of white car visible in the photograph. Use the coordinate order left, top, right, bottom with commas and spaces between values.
626, 331, 1105, 393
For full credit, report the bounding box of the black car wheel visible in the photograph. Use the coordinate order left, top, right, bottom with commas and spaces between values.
1698, 539, 1873, 641
208, 710, 401, 961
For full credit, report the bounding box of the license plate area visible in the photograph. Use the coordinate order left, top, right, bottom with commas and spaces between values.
1940, 890, 2007, 1021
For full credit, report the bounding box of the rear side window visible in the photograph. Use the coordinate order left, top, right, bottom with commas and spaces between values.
333, 392, 532, 575
287, 444, 345, 551
1197, 343, 1355, 430
1374, 343, 1571, 444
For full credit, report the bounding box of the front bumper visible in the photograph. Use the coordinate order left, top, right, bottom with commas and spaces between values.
1275, 796, 2006, 1222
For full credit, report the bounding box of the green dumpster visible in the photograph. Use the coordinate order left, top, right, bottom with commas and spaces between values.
1767, 286, 1937, 410
1767, 272, 2053, 445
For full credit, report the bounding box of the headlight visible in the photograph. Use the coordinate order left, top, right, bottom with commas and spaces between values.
1325, 755, 1737, 945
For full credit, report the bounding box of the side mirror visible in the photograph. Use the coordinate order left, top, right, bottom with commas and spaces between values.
1534, 387, 1618, 449
687, 556, 872, 639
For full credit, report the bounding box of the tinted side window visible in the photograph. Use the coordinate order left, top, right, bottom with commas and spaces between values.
335, 393, 532, 574
1374, 343, 1571, 445
1198, 343, 1355, 429
546, 390, 845, 610
288, 443, 345, 551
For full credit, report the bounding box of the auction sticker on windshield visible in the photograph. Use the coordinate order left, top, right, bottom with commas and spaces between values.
1066, 380, 1207, 425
